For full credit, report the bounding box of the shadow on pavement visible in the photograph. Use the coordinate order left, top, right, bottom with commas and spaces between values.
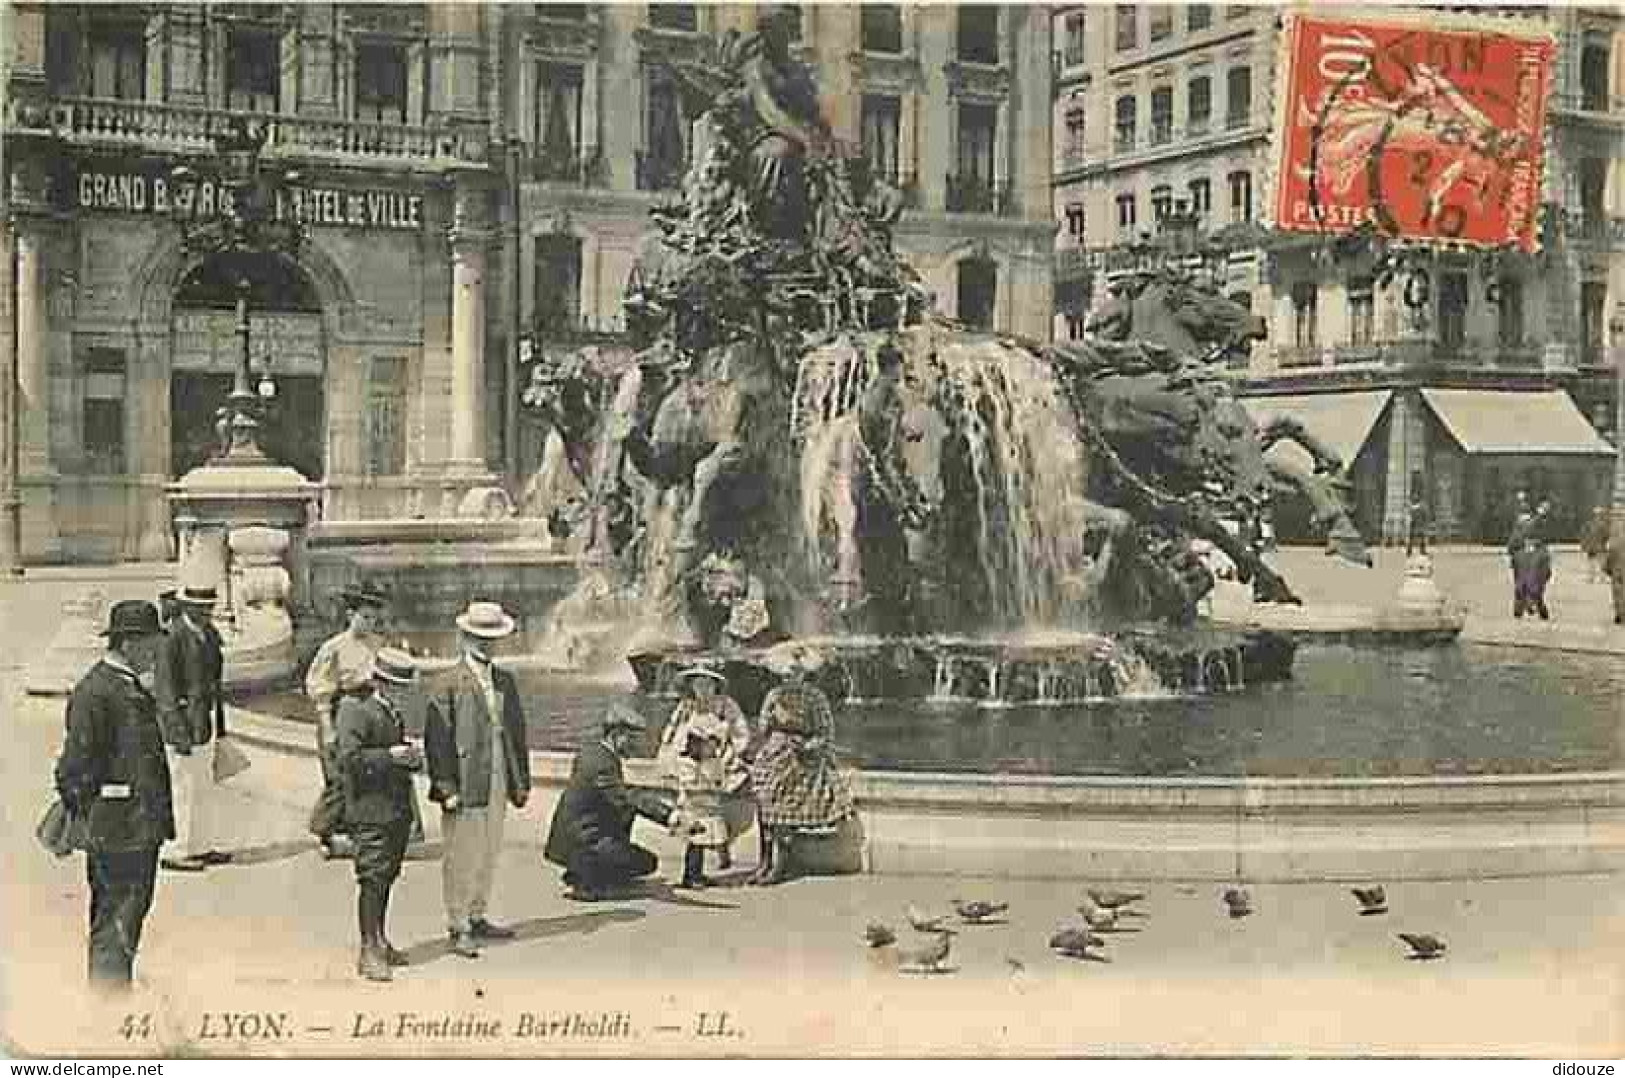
224, 839, 317, 867
404, 909, 646, 966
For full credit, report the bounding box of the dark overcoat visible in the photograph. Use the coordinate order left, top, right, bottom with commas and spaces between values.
155, 618, 225, 750
55, 661, 176, 852
336, 691, 416, 827
423, 661, 530, 809
543, 741, 672, 868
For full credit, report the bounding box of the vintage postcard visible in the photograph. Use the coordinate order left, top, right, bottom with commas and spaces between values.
2, 0, 1622, 1061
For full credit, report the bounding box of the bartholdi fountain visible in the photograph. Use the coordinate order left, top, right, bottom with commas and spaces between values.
517, 10, 1371, 715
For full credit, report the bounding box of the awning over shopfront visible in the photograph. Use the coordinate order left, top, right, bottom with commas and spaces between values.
1240, 390, 1393, 472
1419, 388, 1615, 456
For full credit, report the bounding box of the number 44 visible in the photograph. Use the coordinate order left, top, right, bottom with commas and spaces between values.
119, 1013, 153, 1039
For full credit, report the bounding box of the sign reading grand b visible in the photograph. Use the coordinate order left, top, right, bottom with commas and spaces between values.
1271, 11, 1555, 251
71, 159, 424, 232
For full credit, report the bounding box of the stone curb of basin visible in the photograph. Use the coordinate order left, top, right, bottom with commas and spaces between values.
227, 708, 1625, 885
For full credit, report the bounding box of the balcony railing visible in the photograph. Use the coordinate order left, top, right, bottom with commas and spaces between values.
530, 144, 607, 186
635, 149, 688, 192
1278, 339, 1555, 370
33, 97, 484, 166
945, 173, 1010, 216
1150, 121, 1173, 146
1225, 110, 1249, 130
1551, 90, 1625, 116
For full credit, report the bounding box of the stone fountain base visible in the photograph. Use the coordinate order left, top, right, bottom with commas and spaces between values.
628, 627, 1295, 715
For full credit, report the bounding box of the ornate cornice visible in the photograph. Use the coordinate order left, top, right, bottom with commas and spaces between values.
526, 13, 602, 61
847, 52, 923, 95
943, 60, 1011, 103
633, 26, 710, 65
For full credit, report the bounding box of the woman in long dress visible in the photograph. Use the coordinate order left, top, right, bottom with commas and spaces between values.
748, 660, 854, 885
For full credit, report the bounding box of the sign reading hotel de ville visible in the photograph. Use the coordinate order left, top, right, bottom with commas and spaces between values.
69, 159, 424, 232
1270, 11, 1555, 251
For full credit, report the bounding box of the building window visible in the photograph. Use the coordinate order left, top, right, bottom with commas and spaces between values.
1151, 184, 1174, 222
354, 43, 408, 124
83, 349, 126, 475
1226, 66, 1251, 129
1581, 41, 1610, 111
535, 234, 584, 334
1150, 85, 1173, 145
535, 62, 585, 179
861, 4, 903, 54
648, 4, 697, 32
226, 27, 280, 113
1063, 12, 1086, 66
1292, 282, 1319, 348
1226, 4, 1249, 18
1063, 105, 1087, 166
1114, 94, 1136, 152
1580, 281, 1607, 360
1189, 4, 1212, 31
639, 66, 689, 190
1188, 177, 1211, 217
1188, 75, 1212, 134
1438, 271, 1468, 350
956, 5, 999, 65
1149, 5, 1173, 42
957, 257, 997, 330
364, 357, 408, 477
1116, 191, 1137, 236
1115, 5, 1137, 51
1496, 278, 1524, 346
1065, 203, 1086, 242
1579, 157, 1607, 232
1227, 170, 1252, 222
951, 102, 998, 212
1348, 277, 1375, 345
861, 94, 902, 185
86, 23, 146, 101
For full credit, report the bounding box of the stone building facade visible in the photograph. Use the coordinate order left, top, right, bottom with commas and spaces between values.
1052, 3, 1623, 543
1, 2, 1054, 564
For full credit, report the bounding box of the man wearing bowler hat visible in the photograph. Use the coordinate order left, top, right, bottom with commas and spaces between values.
544, 704, 681, 901
306, 581, 392, 859
55, 600, 174, 989
154, 585, 229, 871
336, 647, 422, 982
424, 601, 530, 958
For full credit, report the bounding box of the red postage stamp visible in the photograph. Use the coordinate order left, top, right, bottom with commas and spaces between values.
1271, 12, 1555, 251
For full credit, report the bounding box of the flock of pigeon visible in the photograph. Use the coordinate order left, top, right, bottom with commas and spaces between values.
863, 886, 1448, 974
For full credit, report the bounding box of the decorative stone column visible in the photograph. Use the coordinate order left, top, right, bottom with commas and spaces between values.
14, 222, 51, 478
441, 183, 499, 514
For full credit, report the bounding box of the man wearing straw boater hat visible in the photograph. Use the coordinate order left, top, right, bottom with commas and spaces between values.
55, 600, 173, 989
306, 581, 392, 860
336, 647, 422, 982
154, 584, 229, 872
424, 601, 531, 958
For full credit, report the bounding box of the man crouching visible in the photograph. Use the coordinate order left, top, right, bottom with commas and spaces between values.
336, 648, 422, 981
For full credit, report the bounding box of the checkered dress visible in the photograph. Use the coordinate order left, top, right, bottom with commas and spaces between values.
748, 679, 854, 830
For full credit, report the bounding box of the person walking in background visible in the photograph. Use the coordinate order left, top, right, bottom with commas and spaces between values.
424, 601, 530, 959
1510, 527, 1553, 621
1405, 490, 1431, 556
336, 648, 422, 982
1581, 507, 1611, 583
154, 585, 229, 872
545, 704, 683, 900
1603, 524, 1625, 626
55, 601, 173, 990
658, 667, 756, 886
306, 582, 391, 860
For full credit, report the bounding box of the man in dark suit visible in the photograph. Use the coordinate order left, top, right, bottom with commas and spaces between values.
336, 648, 423, 982
544, 704, 679, 901
423, 601, 531, 958
55, 600, 174, 989
154, 585, 229, 871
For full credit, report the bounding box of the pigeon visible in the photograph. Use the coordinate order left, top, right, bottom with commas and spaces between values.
1398, 933, 1446, 960
906, 904, 950, 933
1351, 886, 1388, 915
952, 898, 1009, 924
1049, 926, 1110, 961
1088, 888, 1147, 910
895, 929, 956, 973
864, 923, 897, 948
1078, 894, 1146, 931
1004, 957, 1027, 974
1223, 887, 1253, 919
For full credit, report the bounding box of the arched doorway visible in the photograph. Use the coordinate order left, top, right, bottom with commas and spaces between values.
170, 253, 326, 479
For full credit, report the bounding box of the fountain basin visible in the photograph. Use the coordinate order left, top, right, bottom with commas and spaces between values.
626, 627, 1296, 715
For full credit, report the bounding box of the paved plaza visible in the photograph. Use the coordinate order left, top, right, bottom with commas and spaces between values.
2, 554, 1622, 1057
